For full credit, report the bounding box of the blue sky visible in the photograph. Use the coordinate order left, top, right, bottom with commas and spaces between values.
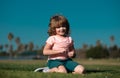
0, 0, 120, 49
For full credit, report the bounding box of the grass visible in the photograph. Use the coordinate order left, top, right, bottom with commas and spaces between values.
0, 59, 120, 78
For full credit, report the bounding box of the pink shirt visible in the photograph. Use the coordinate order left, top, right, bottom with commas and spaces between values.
46, 35, 73, 60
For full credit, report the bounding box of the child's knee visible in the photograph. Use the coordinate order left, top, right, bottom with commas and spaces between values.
58, 68, 67, 73
74, 65, 85, 74
49, 67, 58, 72
57, 65, 67, 73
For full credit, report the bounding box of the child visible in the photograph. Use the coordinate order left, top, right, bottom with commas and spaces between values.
43, 15, 84, 74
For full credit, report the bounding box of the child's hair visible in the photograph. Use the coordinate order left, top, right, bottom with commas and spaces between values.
48, 15, 70, 36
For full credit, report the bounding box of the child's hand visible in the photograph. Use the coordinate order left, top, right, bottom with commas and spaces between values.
59, 48, 67, 54
68, 52, 76, 58
68, 52, 73, 57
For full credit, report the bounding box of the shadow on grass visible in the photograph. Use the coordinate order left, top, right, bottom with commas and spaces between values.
85, 69, 112, 74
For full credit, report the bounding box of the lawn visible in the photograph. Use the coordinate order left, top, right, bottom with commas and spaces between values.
0, 59, 120, 78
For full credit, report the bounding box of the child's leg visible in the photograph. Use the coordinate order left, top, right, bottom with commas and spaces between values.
48, 65, 67, 73
72, 65, 85, 74
57, 65, 67, 73
48, 67, 58, 72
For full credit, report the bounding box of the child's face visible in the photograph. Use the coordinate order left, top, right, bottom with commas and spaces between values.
55, 26, 66, 36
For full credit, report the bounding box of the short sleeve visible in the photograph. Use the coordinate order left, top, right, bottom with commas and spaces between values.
68, 37, 74, 46
46, 36, 55, 45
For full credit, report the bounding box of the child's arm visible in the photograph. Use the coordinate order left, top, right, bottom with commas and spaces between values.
43, 43, 66, 55
68, 44, 76, 58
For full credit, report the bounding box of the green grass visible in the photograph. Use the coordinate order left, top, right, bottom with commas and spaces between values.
0, 59, 120, 78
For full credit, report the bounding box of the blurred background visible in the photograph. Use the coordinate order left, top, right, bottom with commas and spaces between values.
0, 0, 120, 59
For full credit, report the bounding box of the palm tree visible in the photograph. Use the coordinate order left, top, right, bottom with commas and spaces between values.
8, 32, 14, 58
17, 44, 25, 53
24, 44, 28, 51
110, 35, 115, 47
28, 42, 34, 51
4, 44, 8, 53
15, 37, 20, 50
96, 40, 101, 47
15, 37, 20, 45
15, 37, 21, 56
0, 45, 3, 52
8, 32, 14, 41
82, 43, 88, 50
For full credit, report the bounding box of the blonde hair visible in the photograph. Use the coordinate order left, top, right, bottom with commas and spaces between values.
48, 15, 70, 36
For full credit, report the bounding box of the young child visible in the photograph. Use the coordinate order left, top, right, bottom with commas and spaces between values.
43, 15, 84, 74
